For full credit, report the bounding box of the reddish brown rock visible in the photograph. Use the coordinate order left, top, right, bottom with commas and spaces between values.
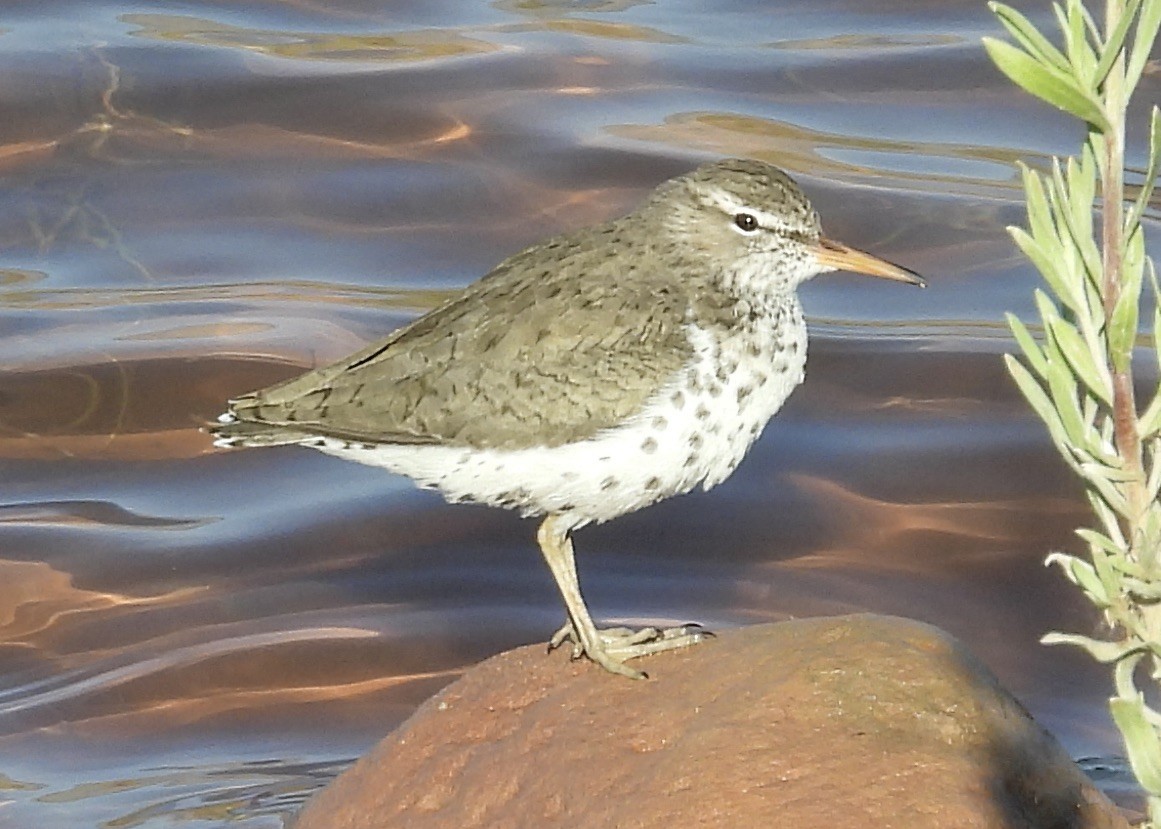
294, 615, 1129, 829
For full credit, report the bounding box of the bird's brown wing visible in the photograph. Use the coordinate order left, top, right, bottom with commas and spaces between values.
222, 228, 694, 451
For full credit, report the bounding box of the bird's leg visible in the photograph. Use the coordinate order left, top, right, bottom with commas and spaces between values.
536, 515, 710, 679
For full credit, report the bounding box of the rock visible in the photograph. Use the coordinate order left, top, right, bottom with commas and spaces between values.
293, 615, 1129, 829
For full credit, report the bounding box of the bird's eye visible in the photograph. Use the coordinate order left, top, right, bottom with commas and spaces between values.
734, 213, 759, 232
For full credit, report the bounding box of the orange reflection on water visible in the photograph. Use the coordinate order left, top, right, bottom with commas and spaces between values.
0, 559, 203, 643
780, 474, 1084, 577
57, 666, 460, 735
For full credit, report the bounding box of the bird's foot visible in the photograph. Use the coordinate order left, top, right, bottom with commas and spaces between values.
548, 621, 711, 679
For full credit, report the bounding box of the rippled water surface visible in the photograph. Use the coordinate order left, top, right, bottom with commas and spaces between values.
3, 1, 1160, 826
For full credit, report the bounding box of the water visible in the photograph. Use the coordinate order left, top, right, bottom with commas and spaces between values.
2, 1, 1159, 826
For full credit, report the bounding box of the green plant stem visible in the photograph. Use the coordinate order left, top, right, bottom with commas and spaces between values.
1101, 0, 1149, 540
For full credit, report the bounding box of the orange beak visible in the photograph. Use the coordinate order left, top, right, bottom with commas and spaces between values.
813, 237, 925, 287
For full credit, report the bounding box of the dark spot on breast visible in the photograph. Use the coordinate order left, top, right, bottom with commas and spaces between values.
716, 360, 739, 382
708, 383, 723, 398
689, 433, 703, 450
645, 476, 661, 491
601, 476, 618, 491
641, 437, 659, 454
652, 415, 669, 431
696, 403, 711, 420
670, 390, 686, 409
754, 371, 769, 387
737, 384, 754, 404
684, 452, 699, 469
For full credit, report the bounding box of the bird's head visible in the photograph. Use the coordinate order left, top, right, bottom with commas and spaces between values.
646, 158, 924, 301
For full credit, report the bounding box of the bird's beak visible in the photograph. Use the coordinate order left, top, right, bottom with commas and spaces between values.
813, 237, 925, 287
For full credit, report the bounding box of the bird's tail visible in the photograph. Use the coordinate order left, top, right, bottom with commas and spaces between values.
209, 411, 316, 448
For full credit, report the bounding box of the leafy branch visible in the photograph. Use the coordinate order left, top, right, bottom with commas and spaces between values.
985, 0, 1161, 821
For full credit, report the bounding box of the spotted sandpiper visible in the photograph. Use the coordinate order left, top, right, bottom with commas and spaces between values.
213, 158, 924, 679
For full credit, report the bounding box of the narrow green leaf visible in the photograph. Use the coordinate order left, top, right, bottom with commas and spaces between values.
1043, 631, 1141, 661
1126, 0, 1161, 96
1142, 500, 1161, 571
1044, 162, 1091, 294
1094, 0, 1145, 86
1052, 0, 1069, 41
1111, 697, 1161, 795
1089, 488, 1129, 546
1124, 577, 1161, 601
1048, 316, 1114, 406
1006, 312, 1050, 378
1006, 354, 1073, 452
1073, 0, 1100, 46
1063, 0, 1098, 84
1108, 547, 1152, 581
1060, 149, 1104, 287
1140, 391, 1161, 440
1116, 654, 1146, 704
1127, 107, 1161, 236
1151, 264, 1161, 380
1141, 501, 1161, 573
1148, 437, 1161, 498
1086, 429, 1126, 469
1109, 226, 1147, 373
1087, 465, 1133, 516
1034, 285, 1064, 328
1045, 551, 1110, 605
988, 1, 1072, 72
1080, 460, 1141, 484
1010, 227, 1080, 313
983, 37, 1111, 129
1020, 163, 1056, 245
1068, 0, 1095, 44
1089, 130, 1108, 177
1070, 144, 1097, 237
1089, 542, 1127, 611
1045, 355, 1088, 444
1076, 527, 1123, 557
1154, 263, 1161, 373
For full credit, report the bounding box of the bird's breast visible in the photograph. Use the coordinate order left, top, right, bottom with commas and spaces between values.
668, 310, 807, 491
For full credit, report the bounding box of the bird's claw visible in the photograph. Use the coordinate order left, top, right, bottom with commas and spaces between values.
547, 620, 711, 677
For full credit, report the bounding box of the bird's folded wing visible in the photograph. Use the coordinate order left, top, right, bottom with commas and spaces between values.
223, 264, 693, 451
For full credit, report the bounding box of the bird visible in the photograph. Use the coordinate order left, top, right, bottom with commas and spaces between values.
212, 158, 924, 679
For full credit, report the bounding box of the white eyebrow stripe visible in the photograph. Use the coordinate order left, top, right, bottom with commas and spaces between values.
705, 190, 794, 234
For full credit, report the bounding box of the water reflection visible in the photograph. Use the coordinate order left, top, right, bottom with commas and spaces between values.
1, 0, 1158, 826
124, 15, 504, 63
